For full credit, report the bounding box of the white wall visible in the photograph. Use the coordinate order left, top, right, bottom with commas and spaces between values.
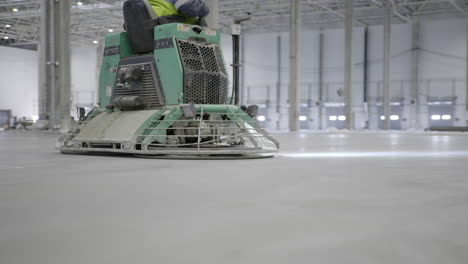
420, 19, 466, 82
71, 44, 99, 107
0, 46, 38, 118
243, 19, 466, 100
243, 32, 282, 103
241, 18, 467, 129
0, 44, 99, 118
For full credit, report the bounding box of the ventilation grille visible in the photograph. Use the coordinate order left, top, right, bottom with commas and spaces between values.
177, 39, 229, 105
112, 61, 164, 107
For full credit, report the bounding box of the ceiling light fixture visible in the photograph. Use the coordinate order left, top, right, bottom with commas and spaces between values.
12, 8, 19, 12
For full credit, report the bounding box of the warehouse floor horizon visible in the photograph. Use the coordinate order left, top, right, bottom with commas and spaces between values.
1, 131, 468, 263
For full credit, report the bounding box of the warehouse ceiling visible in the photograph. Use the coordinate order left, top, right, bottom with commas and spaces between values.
0, 0, 467, 48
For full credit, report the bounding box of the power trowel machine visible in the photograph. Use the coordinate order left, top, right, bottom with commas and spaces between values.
58, 0, 279, 159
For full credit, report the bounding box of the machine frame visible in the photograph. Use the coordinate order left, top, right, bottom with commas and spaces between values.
58, 23, 279, 159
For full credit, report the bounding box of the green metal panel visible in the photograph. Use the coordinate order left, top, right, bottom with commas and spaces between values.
154, 23, 221, 43
98, 33, 134, 107
153, 23, 223, 105
153, 37, 183, 105
98, 24, 225, 107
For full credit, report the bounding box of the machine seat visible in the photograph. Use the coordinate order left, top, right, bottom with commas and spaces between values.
123, 0, 186, 54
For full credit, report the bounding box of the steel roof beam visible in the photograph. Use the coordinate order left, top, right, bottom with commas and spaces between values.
446, 0, 468, 17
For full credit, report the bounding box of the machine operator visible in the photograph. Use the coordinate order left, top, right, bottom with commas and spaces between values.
147, 0, 210, 25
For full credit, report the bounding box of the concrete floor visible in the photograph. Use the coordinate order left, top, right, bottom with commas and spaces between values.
1, 131, 468, 264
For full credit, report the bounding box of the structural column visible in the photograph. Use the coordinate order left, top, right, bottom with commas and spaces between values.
465, 22, 468, 125
95, 42, 104, 106
455, 22, 468, 127
383, 1, 392, 130
416, 21, 429, 129
405, 20, 420, 130
38, 0, 51, 120
39, 0, 71, 132
204, 0, 219, 28
364, 26, 379, 129
344, 0, 353, 129
318, 28, 327, 130
275, 35, 283, 130
240, 34, 246, 105
289, 0, 302, 132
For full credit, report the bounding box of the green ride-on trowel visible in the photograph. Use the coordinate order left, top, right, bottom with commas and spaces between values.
58, 0, 279, 159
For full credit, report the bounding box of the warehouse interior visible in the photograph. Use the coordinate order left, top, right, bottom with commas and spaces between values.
1, 0, 468, 263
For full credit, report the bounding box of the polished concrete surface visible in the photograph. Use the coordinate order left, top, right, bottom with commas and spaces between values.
1, 131, 468, 264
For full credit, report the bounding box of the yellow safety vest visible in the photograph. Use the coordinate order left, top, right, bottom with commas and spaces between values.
147, 0, 197, 24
